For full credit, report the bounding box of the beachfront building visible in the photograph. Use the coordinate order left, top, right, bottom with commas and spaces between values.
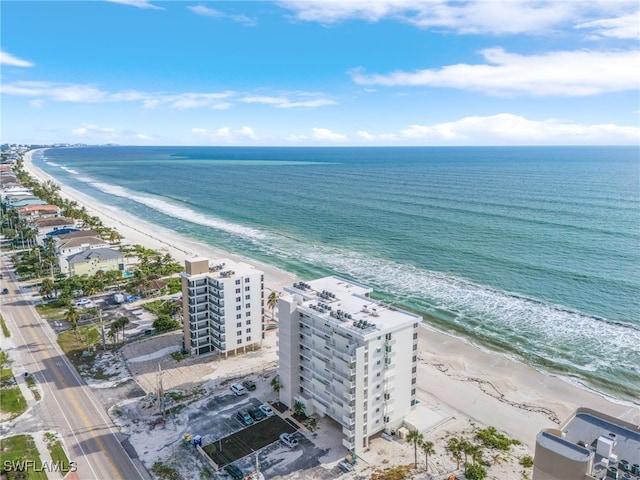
67, 248, 125, 277
57, 235, 110, 274
277, 276, 420, 453
180, 257, 264, 357
533, 407, 640, 480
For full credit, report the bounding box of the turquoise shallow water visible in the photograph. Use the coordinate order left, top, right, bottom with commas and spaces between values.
33, 146, 640, 402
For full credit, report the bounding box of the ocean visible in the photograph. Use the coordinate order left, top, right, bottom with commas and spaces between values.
31, 146, 640, 402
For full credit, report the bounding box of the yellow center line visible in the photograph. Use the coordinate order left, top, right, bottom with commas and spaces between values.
17, 307, 125, 480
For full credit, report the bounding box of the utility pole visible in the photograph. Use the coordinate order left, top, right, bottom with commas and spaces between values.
157, 363, 165, 418
99, 310, 106, 352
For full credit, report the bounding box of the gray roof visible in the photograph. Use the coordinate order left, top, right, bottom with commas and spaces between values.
57, 236, 106, 249
57, 230, 99, 241
67, 248, 124, 264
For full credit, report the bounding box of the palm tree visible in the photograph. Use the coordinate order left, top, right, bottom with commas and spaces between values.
271, 375, 282, 402
420, 440, 435, 472
447, 437, 463, 470
267, 291, 280, 321
406, 429, 424, 468
40, 278, 55, 299
115, 316, 130, 344
65, 305, 81, 342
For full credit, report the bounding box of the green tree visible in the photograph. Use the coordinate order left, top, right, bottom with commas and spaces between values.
40, 277, 55, 299
420, 440, 435, 472
153, 314, 180, 333
447, 437, 463, 470
271, 375, 281, 401
464, 463, 487, 480
406, 429, 424, 468
293, 400, 306, 418
64, 305, 81, 342
267, 291, 280, 321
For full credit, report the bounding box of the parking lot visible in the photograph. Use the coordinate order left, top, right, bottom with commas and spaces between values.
203, 414, 298, 467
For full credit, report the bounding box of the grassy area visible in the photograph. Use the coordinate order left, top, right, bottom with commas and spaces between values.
1, 367, 14, 382
43, 432, 72, 473
0, 434, 47, 480
0, 313, 10, 337
35, 300, 68, 319
57, 324, 101, 369
0, 387, 27, 418
170, 351, 186, 362
25, 374, 41, 401
152, 461, 182, 480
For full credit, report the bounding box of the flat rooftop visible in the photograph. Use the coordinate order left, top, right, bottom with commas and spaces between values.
284, 276, 421, 336
544, 410, 640, 479
185, 257, 262, 279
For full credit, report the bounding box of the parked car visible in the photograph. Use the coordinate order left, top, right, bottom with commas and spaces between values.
259, 404, 275, 417
279, 433, 298, 448
249, 407, 265, 422
224, 464, 244, 480
236, 410, 254, 426
74, 298, 90, 306
242, 379, 256, 391
230, 383, 247, 396
1, 288, 8, 295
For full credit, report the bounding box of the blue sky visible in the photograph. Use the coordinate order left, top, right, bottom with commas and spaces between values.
1, 0, 639, 146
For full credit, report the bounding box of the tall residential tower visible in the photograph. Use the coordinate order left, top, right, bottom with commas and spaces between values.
277, 276, 420, 452
181, 258, 264, 356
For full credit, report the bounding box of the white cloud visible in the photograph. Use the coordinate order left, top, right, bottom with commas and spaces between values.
188, 5, 224, 18
240, 95, 335, 108
188, 5, 256, 25
395, 113, 640, 145
575, 12, 640, 39
285, 134, 309, 142
0, 50, 34, 67
351, 48, 640, 96
135, 133, 154, 141
29, 99, 44, 108
278, 0, 586, 35
192, 126, 260, 142
72, 124, 116, 135
312, 127, 347, 142
106, 0, 163, 10
238, 126, 257, 139
356, 130, 376, 140
1, 81, 235, 108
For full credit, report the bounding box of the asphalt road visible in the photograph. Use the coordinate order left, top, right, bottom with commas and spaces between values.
0, 255, 151, 480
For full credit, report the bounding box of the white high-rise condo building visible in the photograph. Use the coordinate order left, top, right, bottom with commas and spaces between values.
277, 276, 420, 452
181, 258, 264, 356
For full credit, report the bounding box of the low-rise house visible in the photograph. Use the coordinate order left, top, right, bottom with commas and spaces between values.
67, 248, 125, 277
18, 204, 60, 220
57, 235, 110, 274
32, 217, 76, 243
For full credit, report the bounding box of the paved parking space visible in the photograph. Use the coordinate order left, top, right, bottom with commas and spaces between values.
203, 415, 297, 467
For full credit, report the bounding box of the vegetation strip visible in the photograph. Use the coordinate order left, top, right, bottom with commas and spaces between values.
0, 434, 47, 480
0, 313, 11, 337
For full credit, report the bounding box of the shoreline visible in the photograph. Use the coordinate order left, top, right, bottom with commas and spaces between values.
22, 148, 639, 450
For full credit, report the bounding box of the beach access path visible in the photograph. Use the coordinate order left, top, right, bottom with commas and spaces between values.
21, 149, 639, 455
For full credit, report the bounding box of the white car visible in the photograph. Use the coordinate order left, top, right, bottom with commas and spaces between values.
230, 383, 247, 396
259, 404, 275, 417
75, 299, 91, 307
279, 433, 298, 448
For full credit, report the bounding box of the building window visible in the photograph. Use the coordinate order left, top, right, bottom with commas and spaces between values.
236, 306, 241, 311
376, 408, 380, 413
245, 311, 251, 317
237, 330, 242, 336
245, 303, 250, 308
246, 336, 251, 341
245, 294, 250, 300
245, 286, 250, 292
246, 320, 251, 325
411, 388, 416, 395
235, 279, 240, 285
414, 322, 419, 328
413, 332, 418, 340
411, 377, 417, 384
245, 278, 250, 283
385, 333, 392, 340
236, 314, 241, 319
376, 360, 381, 365
236, 288, 241, 294
412, 355, 417, 362
247, 328, 251, 333
413, 344, 417, 351
236, 296, 241, 302
237, 339, 242, 344
236, 322, 242, 328
376, 372, 381, 377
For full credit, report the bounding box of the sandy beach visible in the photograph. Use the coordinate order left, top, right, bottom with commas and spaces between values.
21, 149, 639, 472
